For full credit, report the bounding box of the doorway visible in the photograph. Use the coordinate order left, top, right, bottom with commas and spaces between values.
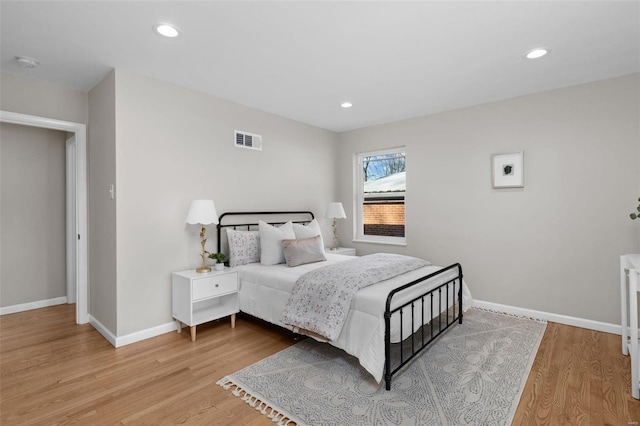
0, 110, 88, 324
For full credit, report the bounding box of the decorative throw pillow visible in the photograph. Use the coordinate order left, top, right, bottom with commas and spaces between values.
282, 235, 327, 267
292, 219, 325, 251
227, 229, 261, 267
259, 220, 296, 265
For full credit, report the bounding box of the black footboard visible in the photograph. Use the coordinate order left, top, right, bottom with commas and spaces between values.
384, 263, 463, 390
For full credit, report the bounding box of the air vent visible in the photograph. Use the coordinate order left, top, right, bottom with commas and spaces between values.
235, 130, 262, 151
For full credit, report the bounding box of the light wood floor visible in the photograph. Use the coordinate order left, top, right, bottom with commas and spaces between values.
1, 304, 639, 425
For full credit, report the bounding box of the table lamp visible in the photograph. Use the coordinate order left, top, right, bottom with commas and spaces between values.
186, 200, 219, 273
326, 202, 346, 251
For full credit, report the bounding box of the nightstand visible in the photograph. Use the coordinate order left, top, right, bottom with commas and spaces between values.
172, 268, 239, 341
327, 247, 356, 256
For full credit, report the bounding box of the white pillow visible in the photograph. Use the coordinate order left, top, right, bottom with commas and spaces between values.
226, 229, 260, 267
259, 220, 295, 265
292, 219, 325, 250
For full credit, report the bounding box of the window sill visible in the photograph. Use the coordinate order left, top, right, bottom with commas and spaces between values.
352, 239, 407, 247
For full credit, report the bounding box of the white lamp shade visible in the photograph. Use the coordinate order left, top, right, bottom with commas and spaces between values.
186, 200, 219, 225
326, 202, 346, 219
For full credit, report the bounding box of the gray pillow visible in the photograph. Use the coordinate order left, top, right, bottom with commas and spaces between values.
282, 235, 327, 267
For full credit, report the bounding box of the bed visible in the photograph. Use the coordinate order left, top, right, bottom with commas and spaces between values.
216, 211, 472, 390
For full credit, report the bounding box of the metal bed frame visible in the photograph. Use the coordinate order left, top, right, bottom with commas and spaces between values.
384, 263, 463, 390
217, 211, 463, 391
216, 210, 315, 254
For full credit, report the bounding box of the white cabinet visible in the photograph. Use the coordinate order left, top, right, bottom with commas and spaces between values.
172, 268, 239, 341
621, 254, 640, 399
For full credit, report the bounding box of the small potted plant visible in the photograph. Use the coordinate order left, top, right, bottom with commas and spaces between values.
631, 197, 640, 221
208, 252, 228, 271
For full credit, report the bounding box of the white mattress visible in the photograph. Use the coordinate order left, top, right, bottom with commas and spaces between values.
235, 253, 473, 383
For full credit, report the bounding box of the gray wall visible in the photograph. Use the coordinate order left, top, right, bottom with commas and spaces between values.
337, 73, 640, 325
0, 74, 87, 311
3, 70, 638, 335
1, 123, 67, 306
0, 73, 88, 124
112, 70, 337, 335
88, 71, 118, 333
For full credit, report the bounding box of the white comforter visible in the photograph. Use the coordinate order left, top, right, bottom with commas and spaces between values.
235, 253, 473, 383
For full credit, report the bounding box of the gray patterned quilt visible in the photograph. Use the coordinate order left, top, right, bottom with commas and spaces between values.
281, 253, 430, 340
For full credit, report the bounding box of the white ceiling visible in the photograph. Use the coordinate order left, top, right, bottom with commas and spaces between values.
1, 1, 638, 132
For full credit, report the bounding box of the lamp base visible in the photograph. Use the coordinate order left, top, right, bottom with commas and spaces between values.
196, 267, 211, 273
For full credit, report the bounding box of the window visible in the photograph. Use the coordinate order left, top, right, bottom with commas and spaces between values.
355, 147, 406, 245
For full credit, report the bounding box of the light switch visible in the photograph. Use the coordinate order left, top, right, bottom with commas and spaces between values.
109, 184, 115, 200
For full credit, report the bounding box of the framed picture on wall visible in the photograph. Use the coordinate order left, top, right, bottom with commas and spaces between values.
492, 151, 524, 188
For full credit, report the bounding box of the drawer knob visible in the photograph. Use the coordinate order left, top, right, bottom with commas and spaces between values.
215, 283, 219, 288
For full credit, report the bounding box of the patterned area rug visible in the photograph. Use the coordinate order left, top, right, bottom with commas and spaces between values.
217, 309, 546, 426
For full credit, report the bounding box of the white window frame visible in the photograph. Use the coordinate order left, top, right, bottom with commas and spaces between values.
353, 146, 406, 246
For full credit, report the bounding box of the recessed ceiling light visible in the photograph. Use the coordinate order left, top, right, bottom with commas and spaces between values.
15, 56, 39, 68
341, 102, 353, 108
526, 48, 549, 59
153, 23, 181, 38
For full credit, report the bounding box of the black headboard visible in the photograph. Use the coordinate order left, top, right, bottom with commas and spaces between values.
216, 211, 315, 254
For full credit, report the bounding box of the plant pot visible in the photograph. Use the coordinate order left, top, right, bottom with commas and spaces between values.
214, 263, 224, 271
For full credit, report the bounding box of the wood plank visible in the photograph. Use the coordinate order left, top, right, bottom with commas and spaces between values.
587, 327, 604, 426
512, 321, 640, 425
2, 305, 640, 425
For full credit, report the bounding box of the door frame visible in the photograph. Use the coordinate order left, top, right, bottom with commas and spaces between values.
0, 110, 88, 324
66, 135, 77, 304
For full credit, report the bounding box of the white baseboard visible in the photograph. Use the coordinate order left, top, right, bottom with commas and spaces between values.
88, 300, 625, 349
88, 315, 117, 346
114, 321, 177, 348
88, 315, 177, 348
473, 300, 622, 335
1, 303, 176, 349
0, 296, 68, 315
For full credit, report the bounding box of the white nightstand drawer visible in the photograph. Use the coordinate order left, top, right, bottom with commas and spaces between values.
192, 273, 238, 301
